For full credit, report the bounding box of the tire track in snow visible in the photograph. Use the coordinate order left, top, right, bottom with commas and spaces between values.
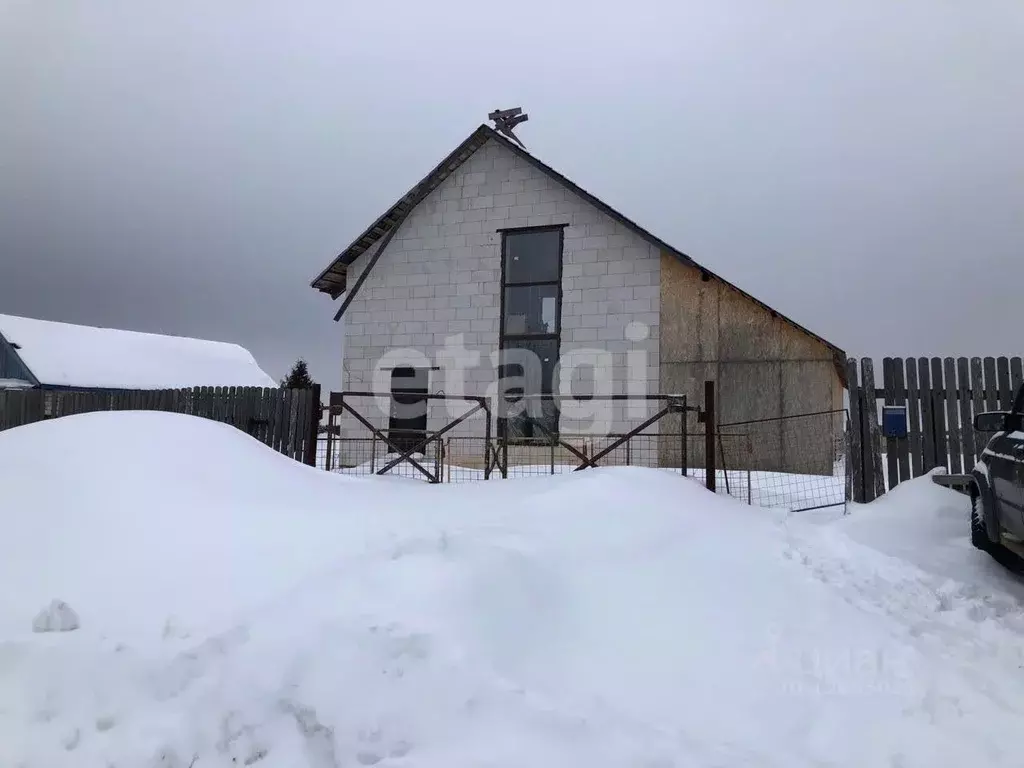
782, 522, 1024, 732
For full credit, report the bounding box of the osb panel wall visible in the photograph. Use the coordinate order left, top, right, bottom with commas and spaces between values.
658, 253, 843, 475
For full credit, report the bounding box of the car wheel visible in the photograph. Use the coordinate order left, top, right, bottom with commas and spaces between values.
972, 492, 1024, 572
971, 492, 991, 550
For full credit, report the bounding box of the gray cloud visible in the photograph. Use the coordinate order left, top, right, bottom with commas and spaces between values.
2, 0, 1021, 392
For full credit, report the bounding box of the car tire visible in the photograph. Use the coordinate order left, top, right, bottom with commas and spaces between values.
972, 492, 1024, 573
971, 493, 990, 551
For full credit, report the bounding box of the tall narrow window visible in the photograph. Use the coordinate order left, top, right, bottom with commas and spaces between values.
499, 226, 564, 438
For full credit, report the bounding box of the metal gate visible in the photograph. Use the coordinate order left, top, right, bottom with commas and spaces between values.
492, 394, 693, 477
321, 391, 493, 483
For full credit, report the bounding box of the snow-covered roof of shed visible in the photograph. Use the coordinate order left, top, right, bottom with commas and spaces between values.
0, 314, 276, 390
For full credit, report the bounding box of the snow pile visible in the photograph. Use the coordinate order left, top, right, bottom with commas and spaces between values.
3, 411, 1024, 766
32, 600, 81, 633
0, 313, 275, 389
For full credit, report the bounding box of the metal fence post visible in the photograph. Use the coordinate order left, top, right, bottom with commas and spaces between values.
483, 399, 493, 480
704, 380, 717, 492
681, 398, 688, 476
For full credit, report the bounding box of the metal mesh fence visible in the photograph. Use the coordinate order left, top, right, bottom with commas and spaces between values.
313, 391, 848, 512
447, 431, 689, 480
713, 410, 849, 512
315, 433, 446, 481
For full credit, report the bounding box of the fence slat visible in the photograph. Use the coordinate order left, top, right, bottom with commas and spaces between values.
265, 388, 277, 446
305, 385, 322, 466
238, 387, 253, 436
997, 356, 1013, 410
223, 386, 236, 428
892, 360, 910, 483
291, 390, 303, 456
970, 358, 986, 460
271, 388, 287, 452
224, 386, 234, 423
286, 389, 300, 459
279, 389, 292, 457
305, 389, 318, 462
232, 387, 246, 431
207, 386, 219, 421
299, 388, 313, 461
882, 358, 899, 490
918, 358, 935, 472
942, 357, 962, 475
203, 386, 215, 419
861, 359, 885, 500
905, 359, 922, 477
258, 388, 273, 444
930, 358, 949, 473
956, 357, 975, 471
293, 389, 304, 463
983, 357, 998, 412
246, 388, 258, 438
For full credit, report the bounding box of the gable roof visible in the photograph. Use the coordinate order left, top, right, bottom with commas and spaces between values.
311, 124, 845, 368
0, 314, 276, 390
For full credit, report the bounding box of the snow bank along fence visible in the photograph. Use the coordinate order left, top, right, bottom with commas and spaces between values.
0, 385, 323, 465
846, 356, 1024, 502
318, 386, 848, 513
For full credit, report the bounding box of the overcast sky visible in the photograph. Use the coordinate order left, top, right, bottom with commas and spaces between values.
1, 0, 1021, 391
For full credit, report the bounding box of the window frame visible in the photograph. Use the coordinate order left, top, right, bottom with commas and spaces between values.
498, 224, 566, 439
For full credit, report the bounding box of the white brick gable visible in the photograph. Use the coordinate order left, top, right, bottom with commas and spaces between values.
342, 138, 661, 440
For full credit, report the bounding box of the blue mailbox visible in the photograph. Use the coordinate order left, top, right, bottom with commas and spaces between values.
882, 405, 908, 439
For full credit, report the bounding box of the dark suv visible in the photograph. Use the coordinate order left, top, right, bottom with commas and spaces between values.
971, 382, 1024, 569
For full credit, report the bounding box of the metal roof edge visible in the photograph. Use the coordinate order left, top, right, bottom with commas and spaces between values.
311, 125, 494, 297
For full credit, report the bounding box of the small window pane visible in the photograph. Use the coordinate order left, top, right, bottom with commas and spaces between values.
504, 400, 559, 440
503, 285, 558, 335
504, 229, 560, 284
499, 338, 558, 394
499, 338, 560, 438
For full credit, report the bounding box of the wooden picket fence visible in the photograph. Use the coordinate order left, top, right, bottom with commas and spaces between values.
847, 357, 1023, 502
0, 385, 322, 465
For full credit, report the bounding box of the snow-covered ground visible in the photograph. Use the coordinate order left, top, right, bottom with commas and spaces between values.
3, 411, 1024, 767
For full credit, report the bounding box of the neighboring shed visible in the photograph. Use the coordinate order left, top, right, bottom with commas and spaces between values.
0, 314, 276, 390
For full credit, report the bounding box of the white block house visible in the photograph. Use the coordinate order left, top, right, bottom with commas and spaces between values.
312, 123, 845, 469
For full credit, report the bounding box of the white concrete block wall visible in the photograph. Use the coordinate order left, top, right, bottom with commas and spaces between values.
339, 138, 660, 457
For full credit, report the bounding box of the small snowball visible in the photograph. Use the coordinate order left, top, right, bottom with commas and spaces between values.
32, 599, 80, 633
